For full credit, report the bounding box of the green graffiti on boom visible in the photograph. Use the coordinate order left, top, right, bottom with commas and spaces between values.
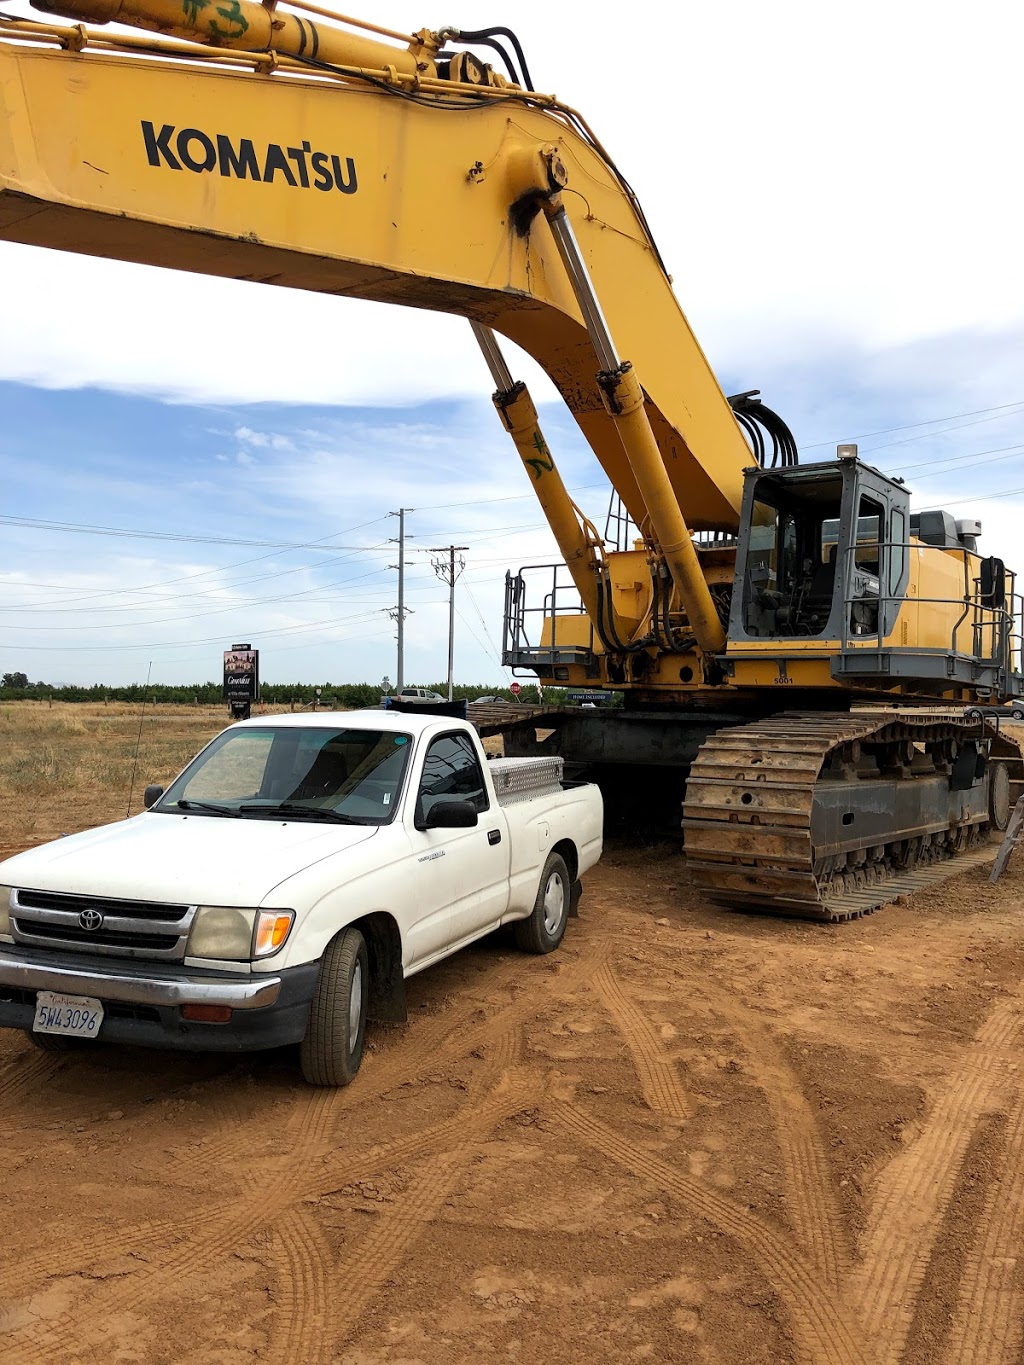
181, 0, 209, 24
525, 430, 554, 481
208, 0, 249, 38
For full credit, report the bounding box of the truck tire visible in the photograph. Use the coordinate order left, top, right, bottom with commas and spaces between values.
514, 852, 570, 955
300, 927, 369, 1087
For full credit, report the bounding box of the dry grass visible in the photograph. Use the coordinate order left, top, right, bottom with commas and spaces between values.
0, 701, 290, 859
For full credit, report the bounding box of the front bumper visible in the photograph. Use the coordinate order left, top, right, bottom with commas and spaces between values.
0, 946, 319, 1052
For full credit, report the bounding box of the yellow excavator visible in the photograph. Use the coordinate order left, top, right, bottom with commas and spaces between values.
1, 3, 1020, 920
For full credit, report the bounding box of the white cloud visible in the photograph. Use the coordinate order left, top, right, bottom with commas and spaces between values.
234, 426, 295, 451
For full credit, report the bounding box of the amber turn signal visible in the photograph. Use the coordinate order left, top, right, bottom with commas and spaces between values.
253, 910, 295, 958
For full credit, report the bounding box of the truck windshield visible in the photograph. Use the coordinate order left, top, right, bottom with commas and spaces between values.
157, 727, 412, 825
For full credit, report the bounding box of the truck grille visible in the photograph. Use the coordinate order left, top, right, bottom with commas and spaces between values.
10, 889, 195, 962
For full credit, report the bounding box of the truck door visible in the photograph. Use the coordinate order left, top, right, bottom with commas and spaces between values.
403, 731, 510, 965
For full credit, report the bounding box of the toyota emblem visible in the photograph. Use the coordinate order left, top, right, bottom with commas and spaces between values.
78, 908, 104, 931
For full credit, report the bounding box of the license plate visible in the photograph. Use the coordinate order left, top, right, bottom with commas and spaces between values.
33, 991, 104, 1039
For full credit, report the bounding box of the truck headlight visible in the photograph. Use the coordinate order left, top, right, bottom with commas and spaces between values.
0, 885, 12, 937
187, 906, 294, 961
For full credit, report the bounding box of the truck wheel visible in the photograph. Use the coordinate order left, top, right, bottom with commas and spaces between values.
300, 927, 369, 1087
515, 853, 570, 955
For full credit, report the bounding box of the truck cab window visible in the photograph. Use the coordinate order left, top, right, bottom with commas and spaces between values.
417, 733, 490, 819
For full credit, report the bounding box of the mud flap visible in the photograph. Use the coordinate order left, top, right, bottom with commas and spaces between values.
362, 916, 408, 1024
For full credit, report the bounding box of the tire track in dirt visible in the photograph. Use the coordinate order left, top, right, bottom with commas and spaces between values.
0, 1028, 508, 1306
198, 937, 608, 1173
592, 962, 692, 1122
171, 938, 607, 1176
944, 1089, 1024, 1365
0, 1051, 66, 1109
1, 939, 605, 1352
265, 1208, 334, 1365
266, 1030, 522, 1365
4, 1050, 533, 1362
850, 990, 1024, 1363
697, 985, 849, 1288
556, 1103, 868, 1365
319, 1030, 522, 1359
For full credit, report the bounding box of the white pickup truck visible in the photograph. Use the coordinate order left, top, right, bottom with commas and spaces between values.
0, 711, 603, 1085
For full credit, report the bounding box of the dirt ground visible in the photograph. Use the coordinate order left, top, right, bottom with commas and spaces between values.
3, 704, 1024, 1364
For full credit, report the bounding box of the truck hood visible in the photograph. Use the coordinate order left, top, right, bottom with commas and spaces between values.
0, 812, 378, 906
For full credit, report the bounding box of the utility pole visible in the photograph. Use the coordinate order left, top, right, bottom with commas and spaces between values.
430, 545, 468, 701
388, 508, 413, 692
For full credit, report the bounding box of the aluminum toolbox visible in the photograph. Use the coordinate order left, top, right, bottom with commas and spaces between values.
488, 756, 564, 805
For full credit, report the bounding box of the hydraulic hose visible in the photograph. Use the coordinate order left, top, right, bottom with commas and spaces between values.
729, 390, 799, 468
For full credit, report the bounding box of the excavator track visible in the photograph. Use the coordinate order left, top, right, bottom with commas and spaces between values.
683, 712, 1021, 923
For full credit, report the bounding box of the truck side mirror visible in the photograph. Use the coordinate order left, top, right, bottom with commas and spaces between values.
143, 784, 164, 809
980, 557, 1006, 609
419, 799, 478, 830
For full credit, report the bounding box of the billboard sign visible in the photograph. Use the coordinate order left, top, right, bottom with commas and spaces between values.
223, 644, 259, 706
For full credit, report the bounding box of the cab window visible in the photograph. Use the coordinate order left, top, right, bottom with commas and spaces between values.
417, 733, 489, 819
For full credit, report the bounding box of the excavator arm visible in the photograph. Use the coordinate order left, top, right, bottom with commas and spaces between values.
0, 3, 758, 660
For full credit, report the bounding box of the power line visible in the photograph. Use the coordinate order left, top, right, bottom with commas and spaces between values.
918, 485, 1024, 512
802, 399, 1024, 451
0, 515, 394, 611
0, 608, 389, 652
455, 604, 504, 676
0, 561, 400, 618
410, 480, 609, 512
860, 407, 1024, 457
893, 442, 1024, 482
463, 582, 513, 680
0, 512, 392, 552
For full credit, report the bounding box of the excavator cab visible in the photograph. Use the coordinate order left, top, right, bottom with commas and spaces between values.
730, 456, 909, 644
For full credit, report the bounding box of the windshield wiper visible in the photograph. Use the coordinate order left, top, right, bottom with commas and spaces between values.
238, 802, 364, 824
175, 799, 242, 817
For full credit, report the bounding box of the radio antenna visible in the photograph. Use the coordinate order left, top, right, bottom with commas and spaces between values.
125, 660, 153, 818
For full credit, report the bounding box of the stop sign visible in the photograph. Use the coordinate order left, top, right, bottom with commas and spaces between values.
510, 682, 521, 696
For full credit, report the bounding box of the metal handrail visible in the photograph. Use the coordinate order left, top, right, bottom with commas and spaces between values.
837, 538, 1022, 677
503, 565, 594, 666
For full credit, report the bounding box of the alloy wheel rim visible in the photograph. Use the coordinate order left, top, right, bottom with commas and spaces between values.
543, 872, 565, 935
348, 959, 363, 1049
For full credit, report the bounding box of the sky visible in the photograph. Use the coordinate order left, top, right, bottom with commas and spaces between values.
1, 0, 1023, 687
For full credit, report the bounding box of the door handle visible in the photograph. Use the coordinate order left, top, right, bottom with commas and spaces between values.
487, 829, 502, 845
